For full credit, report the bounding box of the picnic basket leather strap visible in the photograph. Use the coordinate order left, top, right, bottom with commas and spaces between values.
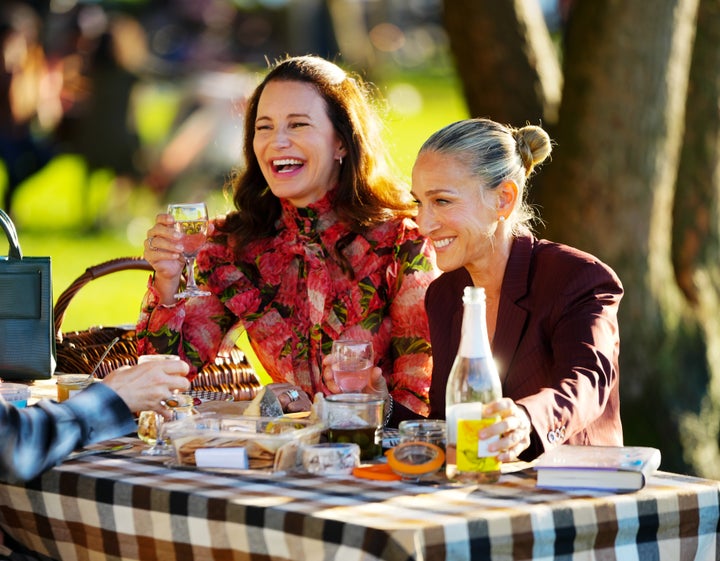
54, 256, 262, 400
0, 208, 55, 380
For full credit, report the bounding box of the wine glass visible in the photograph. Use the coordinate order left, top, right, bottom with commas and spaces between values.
136, 354, 194, 455
140, 392, 195, 456
139, 410, 169, 455
331, 339, 374, 393
167, 202, 211, 299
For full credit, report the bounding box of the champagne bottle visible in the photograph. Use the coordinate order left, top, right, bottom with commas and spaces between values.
445, 286, 503, 483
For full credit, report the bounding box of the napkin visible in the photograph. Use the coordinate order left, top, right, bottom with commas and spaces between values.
195, 447, 249, 469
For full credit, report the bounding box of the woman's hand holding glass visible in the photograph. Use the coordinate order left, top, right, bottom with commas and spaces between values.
103, 358, 190, 413
167, 203, 211, 298
322, 343, 388, 399
330, 340, 374, 393
135, 355, 194, 456
322, 349, 392, 425
144, 204, 214, 305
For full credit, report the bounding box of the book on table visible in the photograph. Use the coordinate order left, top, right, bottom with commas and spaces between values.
534, 445, 662, 492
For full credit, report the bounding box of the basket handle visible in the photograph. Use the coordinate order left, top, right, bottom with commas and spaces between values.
54, 256, 154, 339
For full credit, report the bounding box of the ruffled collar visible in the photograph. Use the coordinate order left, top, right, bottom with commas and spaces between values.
279, 189, 338, 241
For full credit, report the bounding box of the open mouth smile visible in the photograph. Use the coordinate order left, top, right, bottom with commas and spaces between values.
433, 237, 455, 249
273, 158, 304, 173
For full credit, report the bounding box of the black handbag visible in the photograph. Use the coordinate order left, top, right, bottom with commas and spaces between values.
0, 208, 55, 380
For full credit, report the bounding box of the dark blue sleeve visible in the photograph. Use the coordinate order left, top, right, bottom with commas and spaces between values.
0, 382, 135, 482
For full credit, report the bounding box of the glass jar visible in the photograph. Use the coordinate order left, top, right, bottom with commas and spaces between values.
56, 374, 93, 402
398, 419, 447, 453
324, 393, 384, 461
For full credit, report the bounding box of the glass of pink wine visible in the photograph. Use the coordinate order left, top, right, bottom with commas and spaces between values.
167, 202, 211, 299
331, 339, 374, 393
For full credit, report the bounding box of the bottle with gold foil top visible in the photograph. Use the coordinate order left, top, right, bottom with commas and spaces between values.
445, 286, 502, 483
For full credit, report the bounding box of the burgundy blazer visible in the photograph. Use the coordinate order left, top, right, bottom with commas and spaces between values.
425, 233, 624, 461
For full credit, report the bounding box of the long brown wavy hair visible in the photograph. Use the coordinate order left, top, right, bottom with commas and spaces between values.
219, 55, 415, 250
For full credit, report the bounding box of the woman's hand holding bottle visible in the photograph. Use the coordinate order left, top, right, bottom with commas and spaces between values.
482, 398, 533, 462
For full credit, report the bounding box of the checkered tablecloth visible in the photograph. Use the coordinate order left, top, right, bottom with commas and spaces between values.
0, 437, 719, 561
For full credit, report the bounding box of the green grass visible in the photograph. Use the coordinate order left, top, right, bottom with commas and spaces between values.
3, 69, 467, 342
383, 69, 468, 178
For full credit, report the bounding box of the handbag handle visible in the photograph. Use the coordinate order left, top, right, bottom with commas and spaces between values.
0, 208, 23, 260
54, 256, 154, 339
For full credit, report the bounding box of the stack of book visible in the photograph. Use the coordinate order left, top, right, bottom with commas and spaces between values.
534, 445, 662, 492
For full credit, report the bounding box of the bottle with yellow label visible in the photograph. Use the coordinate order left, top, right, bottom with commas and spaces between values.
445, 286, 502, 483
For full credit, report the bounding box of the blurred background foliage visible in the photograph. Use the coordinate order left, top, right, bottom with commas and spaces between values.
8, 0, 718, 477
1, 0, 470, 332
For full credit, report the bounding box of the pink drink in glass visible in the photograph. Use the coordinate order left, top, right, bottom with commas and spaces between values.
333, 358, 373, 392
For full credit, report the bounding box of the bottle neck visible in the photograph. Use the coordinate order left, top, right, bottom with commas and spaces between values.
458, 299, 492, 359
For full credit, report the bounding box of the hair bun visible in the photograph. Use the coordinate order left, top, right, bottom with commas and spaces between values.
513, 126, 552, 176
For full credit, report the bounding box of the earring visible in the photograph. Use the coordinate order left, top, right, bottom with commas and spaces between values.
338, 156, 343, 166
498, 215, 506, 223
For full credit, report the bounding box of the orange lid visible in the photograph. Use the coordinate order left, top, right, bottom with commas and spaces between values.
352, 463, 402, 481
386, 442, 445, 477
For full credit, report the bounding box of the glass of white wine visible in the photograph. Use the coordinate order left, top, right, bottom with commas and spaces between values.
167, 202, 211, 298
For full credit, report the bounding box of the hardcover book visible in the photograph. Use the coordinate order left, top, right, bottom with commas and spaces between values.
534, 445, 662, 491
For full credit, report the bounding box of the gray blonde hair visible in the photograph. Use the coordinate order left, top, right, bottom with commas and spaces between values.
418, 118, 552, 233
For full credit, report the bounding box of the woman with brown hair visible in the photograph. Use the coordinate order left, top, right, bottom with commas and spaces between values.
138, 56, 438, 424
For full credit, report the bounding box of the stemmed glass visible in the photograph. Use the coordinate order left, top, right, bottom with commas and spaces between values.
137, 354, 194, 456
167, 202, 211, 298
139, 410, 170, 456
140, 393, 195, 456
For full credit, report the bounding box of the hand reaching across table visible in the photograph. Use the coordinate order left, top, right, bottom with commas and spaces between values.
0, 360, 190, 482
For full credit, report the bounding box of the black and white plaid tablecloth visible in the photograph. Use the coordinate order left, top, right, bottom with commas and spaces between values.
0, 437, 719, 561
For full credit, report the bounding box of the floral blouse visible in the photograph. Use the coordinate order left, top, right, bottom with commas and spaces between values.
136, 192, 438, 417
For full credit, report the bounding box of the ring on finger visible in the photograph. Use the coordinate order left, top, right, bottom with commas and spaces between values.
285, 389, 300, 402
148, 236, 157, 251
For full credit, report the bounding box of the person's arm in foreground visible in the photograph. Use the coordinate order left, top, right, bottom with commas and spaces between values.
0, 360, 189, 482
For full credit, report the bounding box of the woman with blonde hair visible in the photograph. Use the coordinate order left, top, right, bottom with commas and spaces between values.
412, 118, 623, 461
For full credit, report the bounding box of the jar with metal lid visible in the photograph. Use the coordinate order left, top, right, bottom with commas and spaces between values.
398, 419, 447, 452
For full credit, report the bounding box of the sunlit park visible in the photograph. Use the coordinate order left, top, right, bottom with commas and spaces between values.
2, 2, 720, 560
3, 0, 466, 327
3, 0, 720, 482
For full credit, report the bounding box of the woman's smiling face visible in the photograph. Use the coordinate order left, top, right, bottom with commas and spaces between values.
253, 80, 346, 207
412, 150, 499, 272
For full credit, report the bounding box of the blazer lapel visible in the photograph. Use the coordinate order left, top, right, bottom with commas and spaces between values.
493, 235, 533, 386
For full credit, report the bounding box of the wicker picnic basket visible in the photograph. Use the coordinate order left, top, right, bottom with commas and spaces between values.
53, 256, 262, 401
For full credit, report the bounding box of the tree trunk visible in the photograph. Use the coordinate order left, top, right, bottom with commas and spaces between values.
442, 0, 561, 127
442, 0, 720, 475
670, 0, 720, 476
539, 0, 704, 474
326, 0, 376, 72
